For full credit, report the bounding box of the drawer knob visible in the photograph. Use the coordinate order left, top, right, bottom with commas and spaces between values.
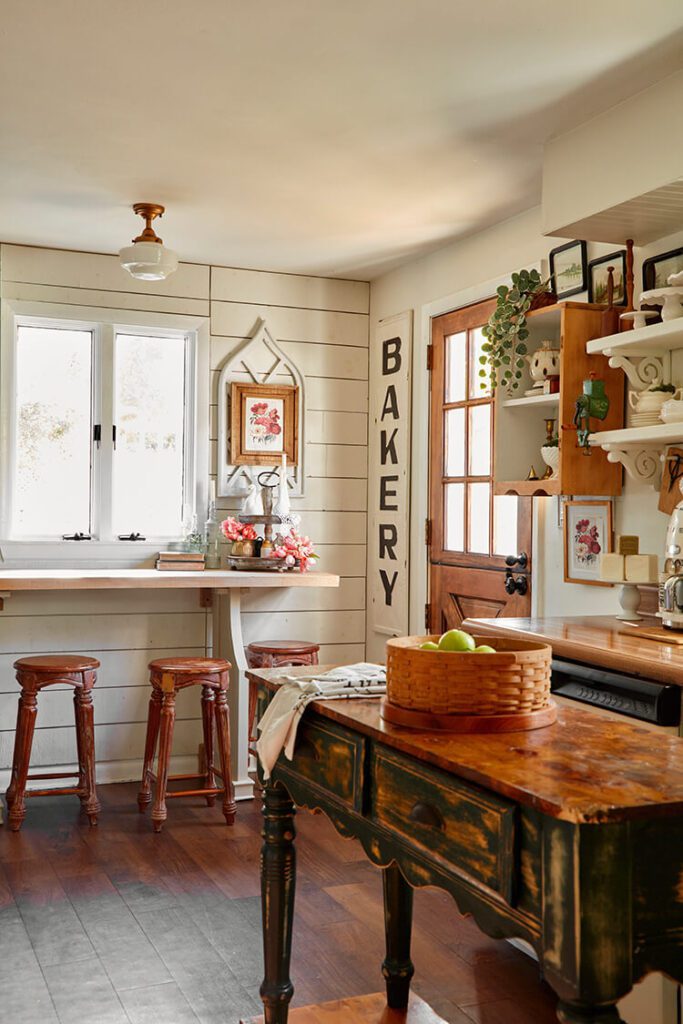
409, 801, 444, 831
295, 738, 320, 762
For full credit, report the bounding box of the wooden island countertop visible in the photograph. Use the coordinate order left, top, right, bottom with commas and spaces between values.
463, 615, 683, 687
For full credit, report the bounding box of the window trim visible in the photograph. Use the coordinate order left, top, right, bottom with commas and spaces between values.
0, 299, 209, 567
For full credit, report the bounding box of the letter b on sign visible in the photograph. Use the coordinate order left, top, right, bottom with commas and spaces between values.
382, 337, 401, 376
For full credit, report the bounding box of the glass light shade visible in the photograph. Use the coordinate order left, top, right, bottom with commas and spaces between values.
119, 240, 178, 281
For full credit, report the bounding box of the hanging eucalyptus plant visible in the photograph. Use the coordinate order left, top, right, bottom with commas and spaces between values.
479, 268, 551, 394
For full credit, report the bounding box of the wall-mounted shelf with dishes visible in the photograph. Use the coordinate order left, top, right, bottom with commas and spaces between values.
493, 301, 624, 497
585, 291, 683, 488
585, 317, 683, 392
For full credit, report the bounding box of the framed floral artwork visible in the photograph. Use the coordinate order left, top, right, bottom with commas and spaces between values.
563, 500, 613, 586
230, 382, 299, 466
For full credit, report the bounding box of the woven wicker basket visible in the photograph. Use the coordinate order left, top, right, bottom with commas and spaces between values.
386, 635, 552, 717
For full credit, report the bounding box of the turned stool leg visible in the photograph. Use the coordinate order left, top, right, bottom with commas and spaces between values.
6, 691, 29, 810
201, 685, 217, 806
152, 689, 176, 833
138, 689, 162, 812
215, 687, 236, 825
8, 690, 38, 832
75, 687, 100, 826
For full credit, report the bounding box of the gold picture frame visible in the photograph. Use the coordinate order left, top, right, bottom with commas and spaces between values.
563, 500, 613, 586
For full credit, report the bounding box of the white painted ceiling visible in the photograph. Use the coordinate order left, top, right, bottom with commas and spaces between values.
1, 1, 682, 278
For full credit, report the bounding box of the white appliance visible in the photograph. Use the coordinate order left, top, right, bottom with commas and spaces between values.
551, 659, 682, 1024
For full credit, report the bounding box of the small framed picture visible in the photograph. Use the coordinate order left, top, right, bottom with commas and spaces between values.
587, 251, 627, 306
642, 246, 683, 291
563, 500, 613, 586
230, 382, 299, 466
549, 240, 587, 299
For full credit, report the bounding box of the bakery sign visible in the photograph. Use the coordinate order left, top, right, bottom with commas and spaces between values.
366, 310, 412, 662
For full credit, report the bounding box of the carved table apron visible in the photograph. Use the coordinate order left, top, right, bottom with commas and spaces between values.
250, 668, 683, 1024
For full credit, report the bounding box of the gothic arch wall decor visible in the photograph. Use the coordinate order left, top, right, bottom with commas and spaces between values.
216, 317, 306, 498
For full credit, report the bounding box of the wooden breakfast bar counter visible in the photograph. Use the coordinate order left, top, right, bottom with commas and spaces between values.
249, 666, 683, 1024
0, 569, 339, 799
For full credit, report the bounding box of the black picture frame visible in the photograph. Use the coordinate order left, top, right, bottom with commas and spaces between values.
549, 239, 587, 299
642, 246, 683, 291
587, 251, 627, 306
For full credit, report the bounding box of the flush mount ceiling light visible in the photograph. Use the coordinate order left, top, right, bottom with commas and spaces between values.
119, 203, 179, 281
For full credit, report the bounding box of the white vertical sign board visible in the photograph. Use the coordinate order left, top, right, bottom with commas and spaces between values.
366, 311, 413, 663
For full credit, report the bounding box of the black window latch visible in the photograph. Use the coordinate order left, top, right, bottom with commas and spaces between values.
62, 532, 92, 541
118, 532, 146, 541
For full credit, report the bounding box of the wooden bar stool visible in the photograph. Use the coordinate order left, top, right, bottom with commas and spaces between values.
138, 657, 236, 833
6, 655, 100, 832
246, 641, 320, 749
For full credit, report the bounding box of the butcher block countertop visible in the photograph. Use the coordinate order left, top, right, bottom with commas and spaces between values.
463, 615, 683, 687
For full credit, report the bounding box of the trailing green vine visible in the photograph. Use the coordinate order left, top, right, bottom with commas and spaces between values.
479, 268, 550, 394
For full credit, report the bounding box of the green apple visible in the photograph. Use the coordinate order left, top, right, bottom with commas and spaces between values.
419, 641, 440, 651
473, 644, 496, 654
437, 629, 476, 652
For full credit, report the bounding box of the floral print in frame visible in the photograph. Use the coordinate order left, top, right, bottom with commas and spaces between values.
230, 382, 298, 467
563, 500, 613, 586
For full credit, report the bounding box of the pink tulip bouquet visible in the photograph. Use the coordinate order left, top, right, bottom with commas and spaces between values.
271, 531, 318, 572
220, 517, 257, 543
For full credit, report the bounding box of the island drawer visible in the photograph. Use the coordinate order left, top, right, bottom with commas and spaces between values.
282, 717, 365, 811
371, 746, 516, 900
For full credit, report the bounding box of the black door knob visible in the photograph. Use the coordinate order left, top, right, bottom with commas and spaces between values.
504, 572, 528, 596
505, 552, 528, 569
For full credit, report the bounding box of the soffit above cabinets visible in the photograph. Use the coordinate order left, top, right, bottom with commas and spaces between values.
542, 70, 683, 246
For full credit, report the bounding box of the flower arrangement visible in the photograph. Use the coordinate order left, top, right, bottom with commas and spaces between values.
271, 530, 318, 573
220, 517, 257, 543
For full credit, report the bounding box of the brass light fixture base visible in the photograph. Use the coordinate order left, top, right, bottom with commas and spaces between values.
131, 202, 165, 244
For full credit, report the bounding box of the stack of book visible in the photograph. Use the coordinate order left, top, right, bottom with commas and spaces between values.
156, 550, 206, 572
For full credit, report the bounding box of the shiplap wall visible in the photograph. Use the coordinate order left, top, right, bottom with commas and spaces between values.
0, 244, 369, 787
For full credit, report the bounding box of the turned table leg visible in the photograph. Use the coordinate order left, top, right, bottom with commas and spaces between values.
557, 1001, 625, 1023
260, 781, 296, 1024
382, 863, 414, 1009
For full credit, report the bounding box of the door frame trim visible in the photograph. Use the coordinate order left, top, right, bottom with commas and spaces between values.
410, 263, 543, 634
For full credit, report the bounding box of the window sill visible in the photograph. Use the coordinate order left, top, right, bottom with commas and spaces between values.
0, 540, 169, 569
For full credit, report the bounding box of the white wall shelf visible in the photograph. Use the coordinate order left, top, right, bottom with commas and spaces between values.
500, 393, 560, 409
586, 318, 683, 358
585, 320, 683, 392
588, 421, 683, 489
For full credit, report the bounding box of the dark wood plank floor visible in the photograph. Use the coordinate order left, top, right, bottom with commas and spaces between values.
0, 784, 558, 1024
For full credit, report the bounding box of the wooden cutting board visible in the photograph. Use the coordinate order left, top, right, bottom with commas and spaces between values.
621, 621, 683, 645
658, 446, 683, 515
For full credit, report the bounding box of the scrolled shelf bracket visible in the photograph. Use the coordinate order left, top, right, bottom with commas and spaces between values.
607, 353, 665, 392
602, 445, 663, 489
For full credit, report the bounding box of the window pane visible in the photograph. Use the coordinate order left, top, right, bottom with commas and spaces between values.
113, 334, 186, 537
469, 327, 491, 399
444, 408, 465, 476
14, 325, 92, 536
468, 482, 490, 554
445, 332, 466, 403
468, 404, 491, 476
444, 482, 464, 552
494, 495, 518, 557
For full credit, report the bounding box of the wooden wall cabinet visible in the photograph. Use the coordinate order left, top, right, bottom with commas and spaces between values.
493, 302, 624, 497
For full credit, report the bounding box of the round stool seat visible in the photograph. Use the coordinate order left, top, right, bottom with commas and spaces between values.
247, 641, 319, 657
148, 657, 230, 675
13, 654, 100, 673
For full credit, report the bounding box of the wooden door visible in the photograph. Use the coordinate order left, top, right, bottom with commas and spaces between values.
428, 300, 532, 633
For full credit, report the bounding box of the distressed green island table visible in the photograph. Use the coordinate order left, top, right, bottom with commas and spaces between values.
248, 667, 683, 1024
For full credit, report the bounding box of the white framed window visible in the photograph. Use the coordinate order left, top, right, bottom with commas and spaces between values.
0, 301, 209, 564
